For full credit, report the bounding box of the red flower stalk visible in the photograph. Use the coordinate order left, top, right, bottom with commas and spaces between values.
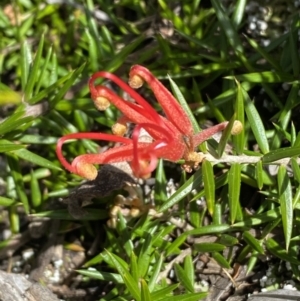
56, 65, 242, 180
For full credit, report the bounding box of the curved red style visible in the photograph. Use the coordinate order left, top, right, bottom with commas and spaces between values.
56, 65, 240, 180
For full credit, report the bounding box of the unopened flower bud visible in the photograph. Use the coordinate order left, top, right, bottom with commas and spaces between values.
231, 120, 243, 135
129, 74, 144, 89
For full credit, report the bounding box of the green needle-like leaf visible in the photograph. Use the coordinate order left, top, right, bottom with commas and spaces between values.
9, 205, 20, 234
20, 40, 31, 91
169, 76, 200, 133
123, 273, 141, 301
291, 158, 300, 184
24, 35, 44, 101
184, 255, 194, 289
141, 279, 152, 301
232, 0, 246, 27
0, 143, 26, 152
277, 165, 293, 250
148, 254, 164, 291
194, 242, 226, 252
174, 263, 195, 293
242, 231, 264, 254
166, 233, 187, 256
217, 114, 236, 157
13, 148, 61, 171
266, 238, 300, 265
212, 252, 231, 269
243, 88, 269, 154
158, 169, 202, 213
289, 19, 299, 77
163, 292, 208, 301
218, 234, 239, 246
233, 208, 280, 228
247, 251, 259, 275
106, 251, 141, 301
35, 45, 53, 95
105, 35, 146, 72
50, 63, 86, 107
262, 147, 300, 163
137, 233, 152, 278
233, 80, 245, 154
76, 269, 124, 283
154, 159, 167, 204
228, 163, 241, 224
30, 209, 108, 220
30, 170, 42, 208
202, 159, 215, 215
151, 284, 179, 300
130, 252, 139, 283
226, 71, 293, 83
210, 0, 244, 53
0, 196, 16, 207
255, 160, 264, 190
245, 35, 283, 71
0, 111, 34, 136
186, 224, 231, 236
116, 212, 134, 257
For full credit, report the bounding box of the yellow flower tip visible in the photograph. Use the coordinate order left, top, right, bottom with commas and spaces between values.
182, 152, 205, 173
94, 96, 110, 111
129, 74, 144, 89
186, 151, 204, 162
131, 160, 152, 179
133, 170, 151, 179
75, 162, 98, 180
107, 217, 117, 228
130, 207, 141, 217
231, 120, 243, 135
112, 122, 127, 136
109, 205, 121, 217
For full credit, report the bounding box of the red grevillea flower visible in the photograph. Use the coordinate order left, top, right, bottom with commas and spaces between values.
56, 65, 242, 180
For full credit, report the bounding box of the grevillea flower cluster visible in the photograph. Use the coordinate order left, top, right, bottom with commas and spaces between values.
56, 65, 242, 180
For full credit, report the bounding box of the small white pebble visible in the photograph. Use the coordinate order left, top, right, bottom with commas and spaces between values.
245, 2, 257, 12
283, 283, 296, 290
169, 269, 175, 278
50, 269, 61, 283
261, 39, 270, 47
249, 22, 257, 30
14, 260, 23, 267
248, 16, 258, 23
53, 259, 63, 268
257, 20, 268, 31
282, 82, 290, 91
12, 266, 22, 273
285, 261, 292, 270
260, 275, 267, 287
2, 229, 11, 240
266, 277, 276, 286
259, 7, 268, 14
200, 279, 209, 287
22, 249, 34, 261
